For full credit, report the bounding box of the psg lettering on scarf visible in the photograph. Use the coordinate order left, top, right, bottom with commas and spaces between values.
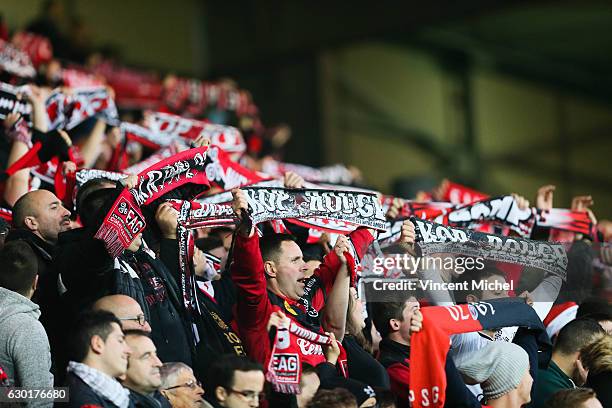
243, 187, 387, 230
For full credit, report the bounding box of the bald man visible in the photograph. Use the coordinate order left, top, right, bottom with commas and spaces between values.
5, 190, 73, 385
93, 295, 152, 333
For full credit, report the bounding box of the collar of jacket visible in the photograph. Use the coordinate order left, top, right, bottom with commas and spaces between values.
6, 228, 54, 260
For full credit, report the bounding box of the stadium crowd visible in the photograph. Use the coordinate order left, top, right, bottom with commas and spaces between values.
0, 2, 611, 408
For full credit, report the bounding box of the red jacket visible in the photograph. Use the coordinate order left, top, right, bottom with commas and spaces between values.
230, 229, 374, 369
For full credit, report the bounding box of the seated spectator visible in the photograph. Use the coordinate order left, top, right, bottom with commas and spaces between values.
160, 363, 207, 408
544, 388, 603, 408
580, 333, 612, 408
457, 341, 533, 407
371, 296, 422, 408
65, 310, 132, 408
123, 330, 170, 408
0, 240, 54, 397
306, 388, 357, 408
532, 319, 606, 407
93, 295, 152, 332
205, 355, 265, 408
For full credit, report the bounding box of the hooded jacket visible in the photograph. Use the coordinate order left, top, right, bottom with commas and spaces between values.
0, 287, 54, 407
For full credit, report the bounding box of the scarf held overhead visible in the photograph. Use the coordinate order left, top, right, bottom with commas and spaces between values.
94, 147, 210, 258
411, 217, 568, 278
243, 187, 387, 231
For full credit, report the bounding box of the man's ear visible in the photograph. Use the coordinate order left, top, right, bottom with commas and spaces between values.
23, 216, 38, 232
216, 386, 228, 402
389, 318, 401, 332
264, 261, 276, 278
466, 294, 478, 303
90, 334, 105, 355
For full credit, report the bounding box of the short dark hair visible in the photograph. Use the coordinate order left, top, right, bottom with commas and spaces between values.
307, 388, 357, 408
577, 297, 612, 320
79, 187, 120, 230
0, 240, 38, 296
453, 265, 506, 303
544, 388, 598, 408
206, 355, 263, 402
70, 310, 122, 363
75, 177, 116, 215
371, 301, 407, 339
554, 318, 605, 355
259, 233, 297, 263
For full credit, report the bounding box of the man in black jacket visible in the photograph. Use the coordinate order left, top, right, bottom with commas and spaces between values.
66, 310, 132, 408
56, 187, 194, 368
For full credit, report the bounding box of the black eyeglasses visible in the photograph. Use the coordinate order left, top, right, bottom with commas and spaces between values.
164, 379, 201, 391
119, 314, 147, 326
228, 388, 266, 401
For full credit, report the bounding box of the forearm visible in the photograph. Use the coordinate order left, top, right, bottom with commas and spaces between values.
30, 100, 48, 132
322, 263, 349, 341
4, 141, 30, 206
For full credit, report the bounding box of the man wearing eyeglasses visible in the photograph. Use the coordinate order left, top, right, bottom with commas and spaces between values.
205, 355, 265, 408
122, 330, 170, 408
94, 295, 152, 333
160, 362, 208, 408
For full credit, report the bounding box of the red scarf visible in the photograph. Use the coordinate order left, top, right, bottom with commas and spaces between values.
410, 299, 549, 408
145, 111, 246, 154
95, 147, 210, 257
267, 318, 346, 394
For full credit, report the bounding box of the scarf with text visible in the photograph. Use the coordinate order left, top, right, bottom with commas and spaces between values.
46, 86, 119, 130
267, 318, 345, 394
409, 299, 550, 408
145, 111, 246, 154
436, 180, 489, 205
0, 82, 33, 123
203, 145, 268, 190
411, 217, 568, 278
262, 159, 358, 185
243, 187, 387, 231
11, 31, 53, 67
381, 195, 593, 237
162, 77, 254, 117
0, 39, 35, 78
75, 168, 127, 187
94, 147, 210, 257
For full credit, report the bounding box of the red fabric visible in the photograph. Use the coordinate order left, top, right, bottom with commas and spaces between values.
387, 362, 412, 407
441, 181, 489, 205
230, 232, 352, 371
409, 306, 482, 408
5, 141, 43, 176
543, 302, 578, 327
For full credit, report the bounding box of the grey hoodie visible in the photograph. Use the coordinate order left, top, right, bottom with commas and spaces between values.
0, 287, 53, 408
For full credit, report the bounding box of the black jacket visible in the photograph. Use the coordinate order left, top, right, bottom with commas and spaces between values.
65, 371, 133, 408
342, 335, 390, 389
129, 390, 171, 408
56, 228, 193, 365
